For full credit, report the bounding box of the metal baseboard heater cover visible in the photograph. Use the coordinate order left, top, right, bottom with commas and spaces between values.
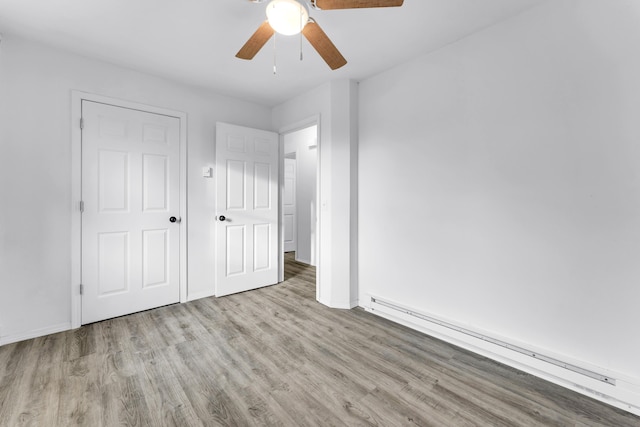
370, 297, 616, 386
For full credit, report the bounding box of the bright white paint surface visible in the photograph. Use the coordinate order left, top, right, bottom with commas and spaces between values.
331, 81, 359, 309
0, 35, 271, 344
0, 0, 544, 106
358, 0, 640, 412
214, 123, 279, 296
81, 101, 181, 324
283, 126, 318, 265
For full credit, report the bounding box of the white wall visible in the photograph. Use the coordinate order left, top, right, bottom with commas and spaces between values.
284, 125, 318, 265
358, 0, 640, 413
273, 80, 358, 309
0, 35, 272, 343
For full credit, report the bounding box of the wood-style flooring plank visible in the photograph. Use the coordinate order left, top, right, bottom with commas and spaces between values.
55, 350, 103, 426
135, 349, 203, 427
0, 252, 638, 426
0, 339, 42, 426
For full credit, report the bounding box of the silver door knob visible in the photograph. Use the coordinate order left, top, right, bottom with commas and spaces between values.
218, 215, 226, 221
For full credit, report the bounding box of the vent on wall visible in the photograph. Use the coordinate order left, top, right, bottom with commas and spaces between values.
370, 297, 616, 386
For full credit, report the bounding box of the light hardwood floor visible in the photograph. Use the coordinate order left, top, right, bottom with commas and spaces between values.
0, 253, 638, 426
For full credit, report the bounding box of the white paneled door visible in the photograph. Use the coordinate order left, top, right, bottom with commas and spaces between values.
283, 158, 297, 252
81, 101, 181, 324
215, 122, 279, 296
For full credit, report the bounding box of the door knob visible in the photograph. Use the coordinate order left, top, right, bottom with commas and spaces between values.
169, 216, 178, 223
218, 215, 226, 222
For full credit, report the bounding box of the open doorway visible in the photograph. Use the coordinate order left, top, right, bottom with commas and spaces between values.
281, 124, 318, 280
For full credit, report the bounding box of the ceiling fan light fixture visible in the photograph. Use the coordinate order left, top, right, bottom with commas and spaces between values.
266, 0, 309, 36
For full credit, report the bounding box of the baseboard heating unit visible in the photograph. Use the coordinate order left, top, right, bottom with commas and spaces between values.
369, 297, 615, 385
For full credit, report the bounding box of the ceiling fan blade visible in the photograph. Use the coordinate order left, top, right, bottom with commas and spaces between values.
302, 20, 347, 70
314, 0, 404, 10
236, 21, 275, 60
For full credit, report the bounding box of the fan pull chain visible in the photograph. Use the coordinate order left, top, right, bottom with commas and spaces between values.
273, 33, 277, 75
299, 12, 304, 61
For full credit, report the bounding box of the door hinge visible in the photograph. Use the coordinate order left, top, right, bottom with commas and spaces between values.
80, 118, 84, 129
79, 200, 85, 212
80, 284, 84, 295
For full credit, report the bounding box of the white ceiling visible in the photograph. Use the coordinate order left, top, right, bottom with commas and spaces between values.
0, 0, 545, 106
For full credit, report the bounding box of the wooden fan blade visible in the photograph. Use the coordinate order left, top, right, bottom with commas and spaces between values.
314, 0, 403, 9
302, 21, 347, 70
236, 21, 275, 60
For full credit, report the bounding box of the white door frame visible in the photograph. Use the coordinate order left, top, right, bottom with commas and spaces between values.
70, 91, 188, 329
278, 115, 321, 300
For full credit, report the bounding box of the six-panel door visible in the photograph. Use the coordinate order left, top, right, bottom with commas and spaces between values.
215, 122, 279, 296
81, 101, 181, 324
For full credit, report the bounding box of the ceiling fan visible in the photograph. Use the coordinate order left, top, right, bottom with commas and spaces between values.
236, 0, 405, 70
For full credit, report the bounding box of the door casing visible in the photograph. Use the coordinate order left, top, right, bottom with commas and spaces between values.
278, 116, 321, 300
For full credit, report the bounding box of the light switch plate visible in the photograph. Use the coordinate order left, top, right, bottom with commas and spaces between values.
202, 167, 212, 178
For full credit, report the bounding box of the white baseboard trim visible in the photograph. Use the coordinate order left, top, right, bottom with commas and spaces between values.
364, 295, 640, 417
294, 256, 312, 265
0, 322, 72, 346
